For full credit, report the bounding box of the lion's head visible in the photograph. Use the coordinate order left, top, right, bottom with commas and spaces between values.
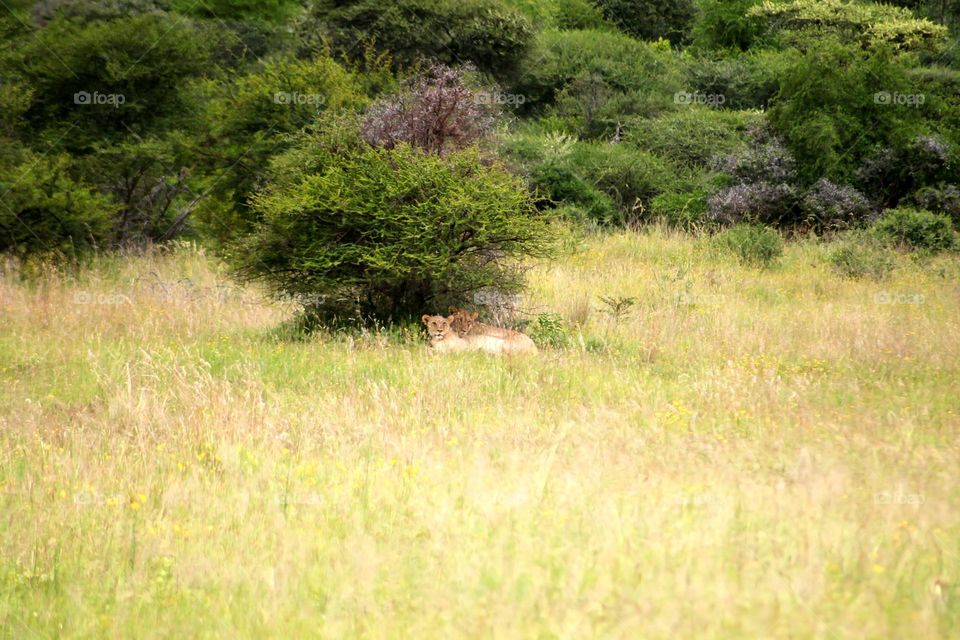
447, 307, 479, 337
422, 314, 455, 340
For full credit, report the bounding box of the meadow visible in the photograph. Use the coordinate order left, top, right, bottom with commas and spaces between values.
1, 229, 958, 638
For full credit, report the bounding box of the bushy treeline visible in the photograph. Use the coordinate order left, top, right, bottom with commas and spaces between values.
1, 0, 958, 319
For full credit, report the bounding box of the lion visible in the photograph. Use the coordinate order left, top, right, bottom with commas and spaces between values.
422, 315, 471, 352
447, 307, 538, 354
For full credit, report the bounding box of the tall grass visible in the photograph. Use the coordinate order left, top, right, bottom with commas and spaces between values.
1, 230, 958, 638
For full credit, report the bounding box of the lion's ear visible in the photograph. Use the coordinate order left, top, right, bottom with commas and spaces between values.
446, 314, 456, 324
469, 311, 479, 320
421, 315, 431, 325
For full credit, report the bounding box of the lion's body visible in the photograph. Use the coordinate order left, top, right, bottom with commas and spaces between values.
448, 308, 538, 354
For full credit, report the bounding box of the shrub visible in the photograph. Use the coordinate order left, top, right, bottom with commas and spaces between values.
707, 182, 798, 227
650, 188, 710, 230
692, 0, 764, 51
0, 149, 115, 255
192, 55, 365, 241
362, 64, 497, 156
230, 122, 556, 322
303, 0, 533, 78
592, 0, 696, 44
906, 185, 960, 228
529, 163, 617, 223
625, 108, 761, 168
748, 0, 949, 53
682, 49, 795, 110
856, 136, 954, 209
872, 206, 955, 251
529, 312, 569, 348
712, 130, 797, 184
6, 14, 211, 147
828, 239, 895, 280
715, 224, 784, 268
767, 39, 926, 185
800, 179, 874, 232
566, 143, 677, 223
512, 29, 685, 120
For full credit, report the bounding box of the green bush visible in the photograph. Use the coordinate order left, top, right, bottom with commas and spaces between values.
303, 0, 533, 78
624, 107, 761, 168
872, 206, 955, 252
715, 224, 783, 268
592, 0, 696, 44
768, 38, 927, 185
529, 163, 617, 223
650, 188, 711, 230
692, 0, 764, 51
682, 49, 796, 110
230, 122, 556, 321
529, 312, 570, 348
4, 14, 211, 147
512, 29, 684, 120
191, 55, 366, 242
0, 149, 115, 255
827, 238, 896, 280
566, 143, 677, 223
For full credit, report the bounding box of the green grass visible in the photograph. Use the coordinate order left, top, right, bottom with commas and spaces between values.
1, 229, 958, 638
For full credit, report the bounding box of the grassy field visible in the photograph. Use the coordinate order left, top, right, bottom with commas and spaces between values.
1, 229, 958, 638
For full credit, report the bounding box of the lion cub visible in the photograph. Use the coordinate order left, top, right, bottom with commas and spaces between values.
447, 307, 538, 354
422, 315, 471, 352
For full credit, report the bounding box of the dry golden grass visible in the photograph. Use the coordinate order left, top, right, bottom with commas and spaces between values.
1, 230, 958, 638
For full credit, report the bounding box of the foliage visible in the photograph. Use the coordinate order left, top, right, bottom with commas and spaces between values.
529, 163, 617, 222
748, 0, 949, 52
362, 64, 498, 156
511, 29, 685, 121
714, 223, 784, 267
827, 236, 895, 279
0, 148, 115, 255
191, 55, 366, 241
649, 188, 710, 230
303, 0, 533, 78
767, 38, 927, 185
872, 206, 955, 251
230, 122, 556, 321
565, 143, 677, 223
592, 0, 697, 44
692, 0, 765, 51
528, 312, 569, 347
625, 107, 761, 168
708, 182, 798, 227
4, 14, 212, 147
905, 185, 960, 228
855, 136, 954, 209
799, 179, 873, 232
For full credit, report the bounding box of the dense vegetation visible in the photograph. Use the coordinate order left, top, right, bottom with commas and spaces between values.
1, 0, 959, 320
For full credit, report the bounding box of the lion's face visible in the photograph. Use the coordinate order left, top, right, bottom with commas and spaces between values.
422, 314, 454, 340
447, 307, 479, 337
